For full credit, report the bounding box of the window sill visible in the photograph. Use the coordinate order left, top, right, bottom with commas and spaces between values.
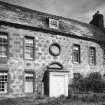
89, 64, 96, 66
0, 92, 8, 95
72, 61, 81, 64
24, 58, 35, 61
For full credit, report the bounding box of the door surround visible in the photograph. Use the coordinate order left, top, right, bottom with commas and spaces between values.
43, 62, 69, 97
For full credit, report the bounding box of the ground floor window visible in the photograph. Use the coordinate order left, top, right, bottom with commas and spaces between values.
0, 71, 8, 93
24, 71, 34, 93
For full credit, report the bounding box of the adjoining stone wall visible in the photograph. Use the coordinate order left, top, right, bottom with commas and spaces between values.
0, 25, 105, 97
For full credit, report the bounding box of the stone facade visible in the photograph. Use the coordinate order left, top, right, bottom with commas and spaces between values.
0, 1, 105, 97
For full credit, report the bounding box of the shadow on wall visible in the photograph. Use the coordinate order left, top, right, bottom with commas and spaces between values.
42, 70, 49, 96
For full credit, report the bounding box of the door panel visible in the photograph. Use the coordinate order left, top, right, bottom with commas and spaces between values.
50, 74, 66, 97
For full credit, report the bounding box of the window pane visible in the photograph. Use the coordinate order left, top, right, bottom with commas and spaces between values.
0, 35, 7, 44
0, 34, 8, 58
25, 37, 34, 47
25, 72, 34, 93
0, 72, 8, 93
25, 53, 33, 59
0, 45, 7, 57
2, 38, 7, 44
25, 72, 34, 81
25, 47, 33, 59
25, 47, 33, 53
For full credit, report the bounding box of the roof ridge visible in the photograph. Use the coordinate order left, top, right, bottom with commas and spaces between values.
0, 0, 90, 26
0, 0, 105, 42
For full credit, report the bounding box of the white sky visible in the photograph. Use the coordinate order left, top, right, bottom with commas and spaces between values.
0, 0, 105, 24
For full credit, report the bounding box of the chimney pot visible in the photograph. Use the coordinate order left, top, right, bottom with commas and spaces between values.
90, 11, 104, 28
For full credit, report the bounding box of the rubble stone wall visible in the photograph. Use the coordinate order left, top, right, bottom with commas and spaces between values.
0, 25, 105, 97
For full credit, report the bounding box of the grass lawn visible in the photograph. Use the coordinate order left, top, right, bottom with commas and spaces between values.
63, 99, 105, 105
0, 94, 105, 105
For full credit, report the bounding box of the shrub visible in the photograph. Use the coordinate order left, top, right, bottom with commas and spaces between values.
71, 73, 83, 93
81, 94, 98, 102
71, 72, 105, 93
85, 72, 105, 93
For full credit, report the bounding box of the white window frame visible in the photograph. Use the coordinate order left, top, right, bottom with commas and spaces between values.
24, 71, 34, 93
0, 33, 8, 58
0, 71, 8, 94
24, 36, 34, 60
89, 47, 96, 65
49, 18, 59, 29
72, 44, 80, 63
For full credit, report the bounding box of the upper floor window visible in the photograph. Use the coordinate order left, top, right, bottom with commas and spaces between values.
72, 44, 80, 63
89, 47, 96, 65
24, 36, 34, 60
0, 33, 8, 58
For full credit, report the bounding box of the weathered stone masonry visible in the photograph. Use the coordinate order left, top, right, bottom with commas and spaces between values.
0, 25, 104, 97
0, 1, 105, 97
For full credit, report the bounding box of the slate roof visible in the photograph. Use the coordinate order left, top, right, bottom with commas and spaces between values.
0, 1, 105, 42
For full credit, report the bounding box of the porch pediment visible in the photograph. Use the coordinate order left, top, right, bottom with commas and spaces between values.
47, 62, 63, 69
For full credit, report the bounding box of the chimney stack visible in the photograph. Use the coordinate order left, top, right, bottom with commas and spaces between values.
90, 11, 104, 29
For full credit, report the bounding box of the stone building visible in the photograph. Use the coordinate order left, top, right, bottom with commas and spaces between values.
0, 1, 105, 97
